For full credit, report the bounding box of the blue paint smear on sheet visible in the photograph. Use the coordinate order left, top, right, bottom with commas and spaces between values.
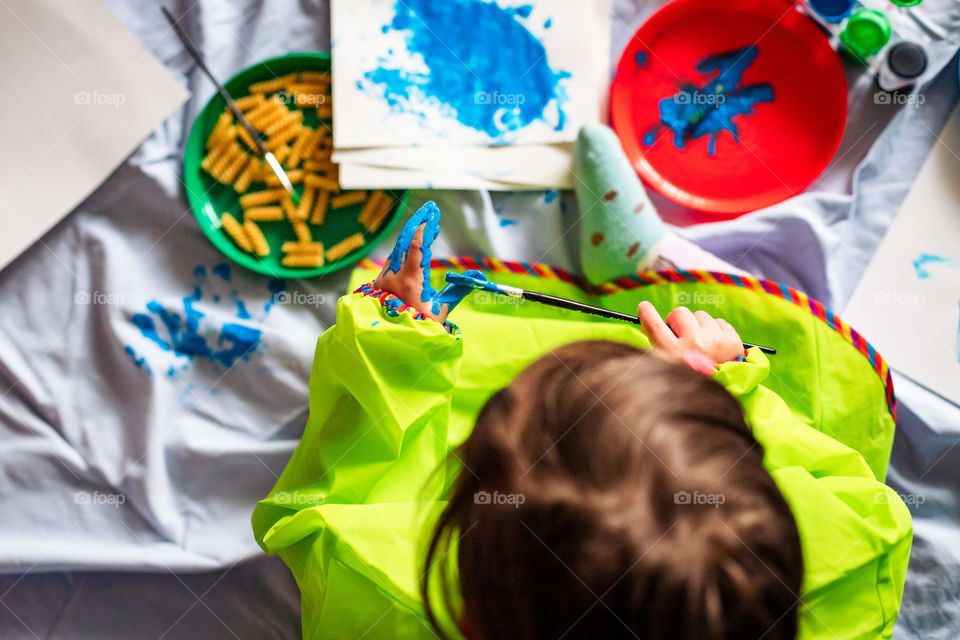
543, 189, 559, 203
499, 219, 517, 227
363, 0, 571, 140
124, 346, 151, 376
642, 46, 774, 156
128, 266, 285, 372
913, 253, 958, 279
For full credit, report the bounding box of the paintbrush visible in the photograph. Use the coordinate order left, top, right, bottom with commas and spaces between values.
445, 272, 776, 355
161, 7, 299, 204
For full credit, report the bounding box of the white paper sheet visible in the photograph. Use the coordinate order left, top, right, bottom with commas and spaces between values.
333, 144, 575, 187
330, 0, 604, 149
338, 162, 546, 191
844, 106, 960, 406
0, 0, 189, 272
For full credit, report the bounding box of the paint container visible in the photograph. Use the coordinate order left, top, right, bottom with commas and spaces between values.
878, 41, 929, 91
807, 0, 856, 24
890, 0, 922, 7
840, 9, 892, 62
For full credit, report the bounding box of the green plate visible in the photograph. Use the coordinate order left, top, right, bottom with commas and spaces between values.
183, 52, 407, 278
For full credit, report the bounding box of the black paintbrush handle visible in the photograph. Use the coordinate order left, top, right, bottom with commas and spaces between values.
520, 290, 776, 355
161, 8, 268, 156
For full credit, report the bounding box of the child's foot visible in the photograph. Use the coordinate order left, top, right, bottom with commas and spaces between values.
574, 123, 669, 284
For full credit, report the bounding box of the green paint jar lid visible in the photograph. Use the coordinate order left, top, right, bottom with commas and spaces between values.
840, 9, 892, 60
890, 0, 922, 7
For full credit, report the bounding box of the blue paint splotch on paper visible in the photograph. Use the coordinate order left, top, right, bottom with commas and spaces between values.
642, 46, 774, 156
362, 0, 570, 140
913, 253, 958, 279
127, 263, 286, 374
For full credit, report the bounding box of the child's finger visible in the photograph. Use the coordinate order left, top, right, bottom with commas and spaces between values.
694, 309, 718, 329
666, 306, 699, 337
638, 301, 676, 347
717, 318, 741, 340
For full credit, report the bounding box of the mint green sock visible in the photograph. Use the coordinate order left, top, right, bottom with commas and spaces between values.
574, 123, 667, 284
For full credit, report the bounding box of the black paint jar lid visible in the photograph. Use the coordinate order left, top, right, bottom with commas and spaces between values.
888, 42, 928, 79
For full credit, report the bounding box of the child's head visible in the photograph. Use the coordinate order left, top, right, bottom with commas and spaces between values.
423, 340, 803, 640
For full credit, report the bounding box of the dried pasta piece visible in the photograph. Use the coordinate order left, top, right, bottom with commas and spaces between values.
302, 160, 334, 173
363, 195, 394, 232
207, 112, 234, 149
281, 253, 324, 268
292, 220, 312, 243
201, 141, 231, 173
219, 149, 249, 184
234, 94, 266, 112
309, 144, 332, 161
233, 156, 261, 193
316, 105, 333, 119
221, 213, 253, 253
325, 233, 365, 263
244, 206, 285, 221
310, 189, 330, 225
304, 175, 339, 191
281, 197, 298, 222
236, 124, 259, 152
246, 97, 288, 130
249, 73, 297, 95
299, 71, 330, 84
331, 191, 367, 209
240, 189, 286, 208
266, 169, 304, 188
243, 220, 270, 257
358, 190, 385, 225
209, 141, 243, 179
285, 129, 313, 169
266, 121, 303, 151
296, 186, 316, 220
281, 241, 324, 254
264, 110, 303, 138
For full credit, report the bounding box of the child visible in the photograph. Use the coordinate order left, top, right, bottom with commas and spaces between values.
252, 127, 911, 640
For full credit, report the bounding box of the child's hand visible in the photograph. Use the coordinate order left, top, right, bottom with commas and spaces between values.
373, 201, 476, 323
637, 301, 743, 374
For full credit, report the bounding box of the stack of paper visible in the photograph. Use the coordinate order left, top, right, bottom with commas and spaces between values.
329, 0, 611, 190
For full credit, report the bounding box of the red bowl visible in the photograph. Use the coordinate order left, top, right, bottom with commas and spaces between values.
611, 0, 847, 214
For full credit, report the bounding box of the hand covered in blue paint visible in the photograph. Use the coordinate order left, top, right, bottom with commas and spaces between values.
374, 201, 480, 323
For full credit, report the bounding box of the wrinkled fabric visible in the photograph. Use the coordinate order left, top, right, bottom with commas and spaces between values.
0, 0, 958, 638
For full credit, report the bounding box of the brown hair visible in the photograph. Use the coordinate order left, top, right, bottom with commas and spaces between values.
422, 340, 803, 640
